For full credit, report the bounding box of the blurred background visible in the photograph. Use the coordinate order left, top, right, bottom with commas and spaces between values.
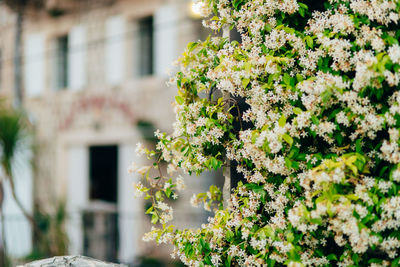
0, 0, 222, 266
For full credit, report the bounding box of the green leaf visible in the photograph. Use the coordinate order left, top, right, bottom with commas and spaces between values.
261, 83, 270, 90
327, 254, 337, 261
311, 115, 320, 125
391, 257, 400, 267
226, 230, 234, 240
282, 133, 293, 147
187, 42, 199, 52
283, 73, 291, 85
299, 6, 305, 17
298, 2, 308, 10
244, 62, 252, 73
155, 191, 162, 200
321, 89, 332, 103
145, 206, 153, 214
352, 253, 359, 264
232, 0, 244, 10
305, 36, 313, 48
293, 107, 302, 115
356, 139, 362, 153
175, 96, 184, 105
166, 188, 172, 198
279, 115, 287, 127
225, 256, 232, 267
296, 74, 304, 83
204, 256, 212, 265
285, 157, 292, 168
242, 78, 250, 88
349, 164, 359, 175
286, 232, 294, 242
210, 157, 221, 170
151, 213, 159, 224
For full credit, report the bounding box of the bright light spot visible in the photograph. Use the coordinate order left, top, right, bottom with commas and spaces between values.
190, 1, 206, 18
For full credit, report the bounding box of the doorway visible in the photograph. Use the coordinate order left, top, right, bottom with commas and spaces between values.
89, 145, 118, 203
83, 145, 119, 261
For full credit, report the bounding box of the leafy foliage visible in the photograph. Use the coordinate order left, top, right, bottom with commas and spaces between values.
131, 0, 400, 266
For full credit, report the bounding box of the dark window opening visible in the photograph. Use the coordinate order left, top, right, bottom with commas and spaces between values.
89, 145, 118, 203
230, 97, 253, 189
230, 28, 242, 43
138, 16, 154, 77
302, 0, 326, 12
55, 35, 69, 90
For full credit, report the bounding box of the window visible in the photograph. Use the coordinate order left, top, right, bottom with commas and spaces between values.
137, 16, 154, 77
25, 34, 45, 97
86, 145, 119, 261
89, 145, 118, 203
105, 16, 125, 85
55, 35, 68, 89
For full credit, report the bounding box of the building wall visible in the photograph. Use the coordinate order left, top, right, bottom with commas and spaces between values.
0, 0, 215, 263
0, 4, 16, 99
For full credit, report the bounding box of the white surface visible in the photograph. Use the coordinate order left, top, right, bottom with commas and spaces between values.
67, 146, 89, 255
68, 25, 87, 91
1, 148, 33, 257
154, 4, 180, 77
118, 144, 141, 263
105, 16, 126, 85
24, 34, 45, 97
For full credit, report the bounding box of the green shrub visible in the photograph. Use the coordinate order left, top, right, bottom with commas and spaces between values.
132, 0, 400, 266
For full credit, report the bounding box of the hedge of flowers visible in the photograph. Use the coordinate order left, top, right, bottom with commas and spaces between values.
130, 0, 400, 266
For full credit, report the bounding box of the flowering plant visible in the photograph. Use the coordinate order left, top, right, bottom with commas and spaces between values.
130, 0, 400, 266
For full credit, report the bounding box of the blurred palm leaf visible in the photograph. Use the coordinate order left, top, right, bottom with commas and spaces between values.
0, 108, 26, 177
0, 106, 37, 237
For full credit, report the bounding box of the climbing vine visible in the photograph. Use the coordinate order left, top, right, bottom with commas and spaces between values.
130, 0, 400, 266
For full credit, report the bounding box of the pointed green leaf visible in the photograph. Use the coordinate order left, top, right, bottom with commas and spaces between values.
282, 133, 293, 147
175, 96, 184, 105
242, 78, 250, 88
293, 107, 302, 115
279, 115, 286, 127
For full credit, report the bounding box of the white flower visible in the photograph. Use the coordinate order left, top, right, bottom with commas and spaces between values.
164, 182, 172, 189
211, 254, 221, 266
392, 169, 400, 182
388, 44, 400, 64
288, 262, 303, 267
133, 182, 145, 197
378, 180, 392, 194
127, 162, 138, 174
176, 176, 185, 191
190, 194, 200, 207
135, 142, 146, 155
136, 166, 151, 175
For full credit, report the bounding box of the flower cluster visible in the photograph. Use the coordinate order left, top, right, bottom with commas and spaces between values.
131, 0, 400, 266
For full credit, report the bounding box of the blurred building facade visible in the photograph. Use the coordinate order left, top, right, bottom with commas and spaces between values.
0, 0, 215, 264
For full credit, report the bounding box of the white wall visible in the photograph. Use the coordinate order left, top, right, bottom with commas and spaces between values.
24, 34, 45, 97
154, 3, 181, 77
68, 24, 87, 91
118, 144, 142, 263
105, 16, 126, 85
1, 148, 33, 257
66, 146, 89, 255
